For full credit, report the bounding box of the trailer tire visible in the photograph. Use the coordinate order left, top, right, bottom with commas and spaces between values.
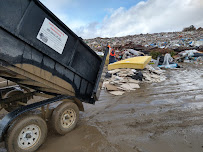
6, 115, 47, 152
51, 101, 79, 135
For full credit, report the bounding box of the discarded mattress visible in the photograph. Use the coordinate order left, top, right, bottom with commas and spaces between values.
108, 56, 152, 70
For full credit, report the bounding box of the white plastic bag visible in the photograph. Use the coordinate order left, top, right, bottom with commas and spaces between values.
162, 53, 173, 66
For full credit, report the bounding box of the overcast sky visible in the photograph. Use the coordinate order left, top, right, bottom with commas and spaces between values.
40, 0, 203, 39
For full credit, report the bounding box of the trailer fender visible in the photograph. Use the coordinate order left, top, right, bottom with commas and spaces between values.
35, 93, 84, 112
73, 98, 84, 112
61, 98, 84, 111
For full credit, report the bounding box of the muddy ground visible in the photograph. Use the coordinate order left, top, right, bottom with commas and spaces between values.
0, 63, 203, 152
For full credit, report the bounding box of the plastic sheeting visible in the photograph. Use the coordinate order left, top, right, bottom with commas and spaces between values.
162, 53, 173, 66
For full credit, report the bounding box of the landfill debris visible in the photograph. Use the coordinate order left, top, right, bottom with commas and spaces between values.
108, 69, 120, 74
174, 49, 203, 64
157, 53, 179, 68
103, 65, 166, 95
105, 84, 119, 91
84, 26, 202, 96
118, 83, 137, 91
85, 26, 203, 54
102, 81, 110, 89
105, 72, 112, 78
131, 71, 143, 81
109, 91, 125, 96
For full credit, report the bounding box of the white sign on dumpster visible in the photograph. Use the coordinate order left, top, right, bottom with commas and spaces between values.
37, 18, 68, 54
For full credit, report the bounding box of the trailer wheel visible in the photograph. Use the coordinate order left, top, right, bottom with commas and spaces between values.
51, 101, 79, 135
6, 115, 47, 152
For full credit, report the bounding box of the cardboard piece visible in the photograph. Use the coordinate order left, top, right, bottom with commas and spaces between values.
128, 83, 140, 89
119, 84, 136, 91
105, 84, 119, 91
109, 91, 125, 96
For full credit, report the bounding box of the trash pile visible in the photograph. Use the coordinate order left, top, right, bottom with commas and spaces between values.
85, 28, 203, 52
103, 65, 166, 96
156, 53, 179, 68
86, 26, 203, 96
174, 50, 203, 64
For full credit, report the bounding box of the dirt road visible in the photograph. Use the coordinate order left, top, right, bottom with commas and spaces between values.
1, 63, 203, 152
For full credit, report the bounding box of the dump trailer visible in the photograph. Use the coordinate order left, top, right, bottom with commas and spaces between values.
0, 0, 108, 151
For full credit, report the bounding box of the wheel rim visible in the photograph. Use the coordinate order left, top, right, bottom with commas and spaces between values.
18, 124, 41, 149
61, 108, 76, 128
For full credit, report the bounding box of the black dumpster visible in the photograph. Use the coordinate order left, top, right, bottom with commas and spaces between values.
0, 0, 107, 104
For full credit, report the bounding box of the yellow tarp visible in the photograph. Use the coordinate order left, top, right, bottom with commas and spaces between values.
108, 56, 152, 70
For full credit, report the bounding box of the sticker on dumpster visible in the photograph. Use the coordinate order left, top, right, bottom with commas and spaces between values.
37, 18, 68, 54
